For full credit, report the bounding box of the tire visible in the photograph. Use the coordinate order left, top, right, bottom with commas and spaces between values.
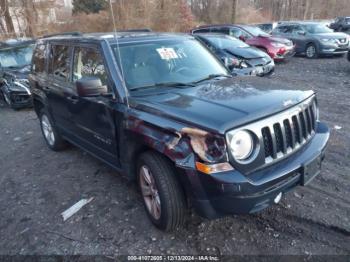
306, 43, 318, 58
137, 151, 187, 231
39, 108, 67, 151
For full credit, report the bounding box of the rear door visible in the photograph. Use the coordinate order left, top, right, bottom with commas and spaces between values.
68, 44, 119, 165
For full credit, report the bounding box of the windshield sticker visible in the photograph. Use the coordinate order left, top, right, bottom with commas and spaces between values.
156, 48, 179, 60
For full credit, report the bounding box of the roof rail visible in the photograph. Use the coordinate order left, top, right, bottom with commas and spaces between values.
42, 31, 82, 38
119, 28, 152, 33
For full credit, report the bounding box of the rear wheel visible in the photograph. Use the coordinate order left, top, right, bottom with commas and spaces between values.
39, 109, 67, 151
137, 152, 187, 231
306, 43, 318, 58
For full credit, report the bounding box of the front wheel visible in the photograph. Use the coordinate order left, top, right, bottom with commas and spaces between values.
137, 152, 187, 231
39, 109, 67, 151
306, 44, 318, 58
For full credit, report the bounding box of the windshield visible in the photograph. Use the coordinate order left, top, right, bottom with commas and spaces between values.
304, 24, 333, 34
112, 38, 228, 90
243, 26, 270, 37
204, 35, 249, 49
0, 44, 34, 68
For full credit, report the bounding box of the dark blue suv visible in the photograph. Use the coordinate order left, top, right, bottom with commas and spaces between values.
29, 32, 329, 231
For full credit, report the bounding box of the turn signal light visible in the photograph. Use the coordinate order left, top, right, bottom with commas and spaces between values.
195, 162, 234, 174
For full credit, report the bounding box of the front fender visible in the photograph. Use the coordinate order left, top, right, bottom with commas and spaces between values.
124, 113, 195, 169
122, 109, 228, 173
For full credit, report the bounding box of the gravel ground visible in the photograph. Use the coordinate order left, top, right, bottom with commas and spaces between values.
0, 56, 349, 256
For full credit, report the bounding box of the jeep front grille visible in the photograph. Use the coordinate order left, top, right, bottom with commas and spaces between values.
261, 99, 317, 164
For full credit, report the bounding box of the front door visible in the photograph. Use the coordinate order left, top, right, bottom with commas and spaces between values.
46, 44, 76, 135
68, 45, 119, 166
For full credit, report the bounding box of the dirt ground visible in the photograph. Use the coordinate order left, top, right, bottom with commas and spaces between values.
0, 55, 349, 257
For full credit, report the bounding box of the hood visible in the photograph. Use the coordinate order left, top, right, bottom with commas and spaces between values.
129, 77, 314, 134
223, 47, 267, 59
258, 35, 292, 44
4, 65, 30, 79
312, 32, 349, 39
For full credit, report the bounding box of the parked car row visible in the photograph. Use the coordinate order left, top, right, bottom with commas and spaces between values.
191, 24, 295, 61
1, 19, 350, 111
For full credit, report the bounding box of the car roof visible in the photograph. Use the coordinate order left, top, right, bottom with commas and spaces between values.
38, 32, 194, 44
277, 21, 322, 26
194, 33, 236, 39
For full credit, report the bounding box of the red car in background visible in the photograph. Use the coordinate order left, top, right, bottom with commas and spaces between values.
191, 24, 295, 61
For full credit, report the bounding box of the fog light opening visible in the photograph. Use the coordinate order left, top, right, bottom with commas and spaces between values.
274, 192, 282, 204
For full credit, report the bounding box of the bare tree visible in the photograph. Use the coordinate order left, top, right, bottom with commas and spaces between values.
231, 0, 237, 23
0, 0, 15, 34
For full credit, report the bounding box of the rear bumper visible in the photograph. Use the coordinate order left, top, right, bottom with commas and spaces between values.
182, 121, 329, 219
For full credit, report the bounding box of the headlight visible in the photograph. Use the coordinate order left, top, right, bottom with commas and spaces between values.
321, 38, 336, 43
240, 61, 248, 68
271, 42, 285, 48
227, 130, 254, 160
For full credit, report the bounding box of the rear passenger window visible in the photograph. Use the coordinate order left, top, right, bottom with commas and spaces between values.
72, 47, 107, 85
32, 44, 46, 73
49, 45, 71, 81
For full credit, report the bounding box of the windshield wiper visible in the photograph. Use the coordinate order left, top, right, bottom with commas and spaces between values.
193, 74, 232, 84
130, 82, 195, 91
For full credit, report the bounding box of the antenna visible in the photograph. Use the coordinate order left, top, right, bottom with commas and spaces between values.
108, 0, 128, 105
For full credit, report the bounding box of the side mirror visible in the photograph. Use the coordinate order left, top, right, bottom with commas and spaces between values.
76, 76, 108, 97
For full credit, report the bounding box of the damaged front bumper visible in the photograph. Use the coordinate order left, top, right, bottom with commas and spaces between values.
180, 121, 330, 219
231, 63, 275, 77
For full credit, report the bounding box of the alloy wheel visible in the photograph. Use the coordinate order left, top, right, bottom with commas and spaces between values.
41, 114, 55, 146
139, 165, 161, 220
306, 45, 316, 58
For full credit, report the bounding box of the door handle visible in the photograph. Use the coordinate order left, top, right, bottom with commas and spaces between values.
67, 95, 79, 103
43, 86, 50, 91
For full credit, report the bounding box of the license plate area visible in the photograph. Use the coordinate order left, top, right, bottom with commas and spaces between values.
301, 156, 321, 186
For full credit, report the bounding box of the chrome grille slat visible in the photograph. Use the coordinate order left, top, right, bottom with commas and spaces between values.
259, 97, 316, 164
270, 124, 278, 159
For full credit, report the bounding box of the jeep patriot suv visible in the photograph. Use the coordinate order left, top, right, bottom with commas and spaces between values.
29, 32, 329, 231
